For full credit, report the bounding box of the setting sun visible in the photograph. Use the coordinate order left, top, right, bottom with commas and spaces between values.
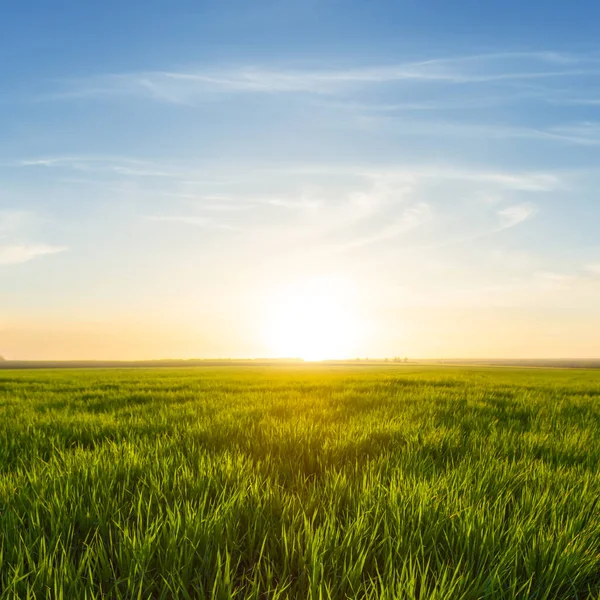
264, 277, 361, 361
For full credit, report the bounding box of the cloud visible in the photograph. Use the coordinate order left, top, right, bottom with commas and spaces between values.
497, 203, 538, 229
341, 202, 431, 249
146, 215, 239, 231
360, 116, 600, 148
42, 51, 595, 104
405, 167, 559, 191
263, 197, 321, 212
0, 210, 68, 266
0, 244, 67, 265
12, 154, 564, 190
13, 156, 247, 190
534, 270, 574, 287
11, 157, 556, 254
0, 210, 32, 236
312, 92, 542, 112
16, 156, 187, 179
525, 264, 600, 296
584, 263, 600, 276
545, 122, 600, 144
420, 199, 540, 251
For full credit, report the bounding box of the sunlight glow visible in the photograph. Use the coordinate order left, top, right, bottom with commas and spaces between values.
265, 276, 361, 361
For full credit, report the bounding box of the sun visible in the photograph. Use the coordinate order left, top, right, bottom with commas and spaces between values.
264, 276, 361, 361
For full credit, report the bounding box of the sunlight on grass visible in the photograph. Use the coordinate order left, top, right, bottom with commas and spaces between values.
1, 365, 600, 598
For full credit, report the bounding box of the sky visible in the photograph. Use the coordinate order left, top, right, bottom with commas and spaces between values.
2, 0, 600, 360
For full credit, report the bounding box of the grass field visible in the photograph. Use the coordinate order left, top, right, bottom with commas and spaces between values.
2, 365, 600, 599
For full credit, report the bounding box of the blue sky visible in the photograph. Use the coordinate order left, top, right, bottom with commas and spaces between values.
2, 0, 600, 359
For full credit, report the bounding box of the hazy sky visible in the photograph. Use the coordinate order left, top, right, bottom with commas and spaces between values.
2, 1, 600, 359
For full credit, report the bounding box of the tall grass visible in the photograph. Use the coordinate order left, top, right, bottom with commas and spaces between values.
1, 365, 600, 598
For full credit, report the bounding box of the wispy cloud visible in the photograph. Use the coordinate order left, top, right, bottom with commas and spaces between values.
545, 122, 600, 144
404, 167, 559, 191
263, 197, 321, 212
420, 200, 540, 252
41, 51, 596, 104
362, 116, 600, 148
584, 263, 600, 276
0, 210, 67, 265
0, 210, 32, 236
340, 202, 431, 249
16, 156, 187, 179
0, 244, 66, 265
497, 202, 538, 229
11, 156, 556, 253
145, 215, 240, 231
15, 155, 563, 192
547, 97, 600, 106
312, 93, 543, 112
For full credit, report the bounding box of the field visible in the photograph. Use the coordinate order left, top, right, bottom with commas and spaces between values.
2, 365, 600, 599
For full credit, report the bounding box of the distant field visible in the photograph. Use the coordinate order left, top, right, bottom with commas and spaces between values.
2, 365, 600, 599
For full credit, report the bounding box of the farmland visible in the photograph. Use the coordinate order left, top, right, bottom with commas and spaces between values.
1, 365, 600, 599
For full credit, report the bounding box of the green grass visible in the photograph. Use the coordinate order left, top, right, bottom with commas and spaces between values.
2, 365, 600, 599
